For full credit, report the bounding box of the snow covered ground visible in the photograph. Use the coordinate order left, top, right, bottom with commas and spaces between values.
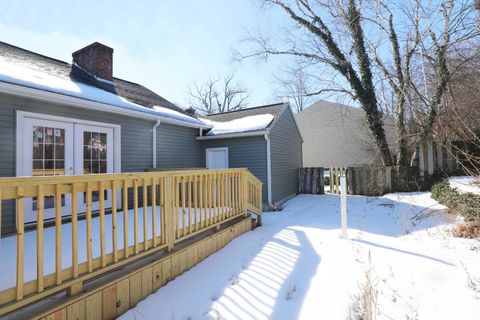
449, 176, 480, 195
120, 193, 480, 320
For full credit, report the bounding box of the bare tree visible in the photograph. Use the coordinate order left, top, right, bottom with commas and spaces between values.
275, 68, 314, 112
186, 74, 249, 115
240, 0, 479, 167
434, 45, 480, 175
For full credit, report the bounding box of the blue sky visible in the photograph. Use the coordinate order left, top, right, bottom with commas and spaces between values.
0, 0, 287, 107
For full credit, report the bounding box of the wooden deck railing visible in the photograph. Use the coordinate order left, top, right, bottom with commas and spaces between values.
0, 168, 262, 316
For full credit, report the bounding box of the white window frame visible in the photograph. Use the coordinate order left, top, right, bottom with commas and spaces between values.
205, 147, 229, 169
16, 111, 121, 176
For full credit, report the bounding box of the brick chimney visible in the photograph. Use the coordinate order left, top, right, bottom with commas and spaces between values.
72, 42, 113, 81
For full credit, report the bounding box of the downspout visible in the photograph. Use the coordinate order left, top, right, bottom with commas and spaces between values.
264, 133, 273, 209
152, 120, 161, 168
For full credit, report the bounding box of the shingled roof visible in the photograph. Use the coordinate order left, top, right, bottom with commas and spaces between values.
0, 41, 188, 116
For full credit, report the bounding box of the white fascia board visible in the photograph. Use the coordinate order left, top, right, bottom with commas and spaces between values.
0, 81, 209, 129
196, 130, 269, 140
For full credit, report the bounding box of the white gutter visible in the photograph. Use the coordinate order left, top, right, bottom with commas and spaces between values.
196, 130, 268, 140
0, 81, 209, 129
152, 119, 161, 168
264, 133, 273, 208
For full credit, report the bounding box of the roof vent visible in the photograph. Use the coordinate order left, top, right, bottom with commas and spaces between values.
72, 42, 113, 81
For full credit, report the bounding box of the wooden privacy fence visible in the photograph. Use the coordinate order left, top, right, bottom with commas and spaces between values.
328, 166, 393, 195
328, 167, 347, 194
0, 168, 262, 316
298, 168, 325, 194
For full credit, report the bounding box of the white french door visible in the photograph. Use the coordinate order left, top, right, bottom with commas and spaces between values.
21, 116, 116, 223
74, 124, 114, 212
23, 118, 74, 223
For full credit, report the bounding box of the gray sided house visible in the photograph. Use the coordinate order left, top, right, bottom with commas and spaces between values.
0, 41, 302, 234
198, 104, 303, 209
295, 100, 396, 168
0, 41, 207, 234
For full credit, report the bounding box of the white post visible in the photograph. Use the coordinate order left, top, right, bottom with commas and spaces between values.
340, 175, 348, 239
427, 140, 434, 175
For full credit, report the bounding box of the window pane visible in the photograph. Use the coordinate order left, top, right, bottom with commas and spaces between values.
44, 144, 54, 160
83, 131, 91, 144
33, 143, 44, 159
54, 128, 65, 144
33, 127, 44, 143
100, 133, 107, 145
55, 144, 64, 160
99, 160, 107, 173
83, 145, 91, 160
92, 132, 100, 145
45, 127, 54, 143
92, 147, 99, 160
84, 160, 91, 174
92, 161, 100, 174
99, 148, 106, 160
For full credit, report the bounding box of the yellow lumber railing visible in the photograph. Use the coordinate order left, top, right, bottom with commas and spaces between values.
0, 168, 262, 316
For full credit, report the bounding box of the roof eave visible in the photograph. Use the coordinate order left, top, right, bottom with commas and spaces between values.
0, 81, 209, 129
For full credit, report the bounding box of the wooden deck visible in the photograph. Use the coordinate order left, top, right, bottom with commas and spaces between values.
0, 168, 262, 317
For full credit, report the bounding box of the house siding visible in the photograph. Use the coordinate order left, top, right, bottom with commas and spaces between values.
295, 100, 396, 167
0, 93, 199, 234
270, 107, 302, 204
200, 137, 268, 202
156, 124, 202, 168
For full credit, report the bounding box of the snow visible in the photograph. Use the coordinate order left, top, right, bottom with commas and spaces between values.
120, 192, 480, 320
449, 176, 480, 195
201, 114, 274, 136
0, 56, 203, 126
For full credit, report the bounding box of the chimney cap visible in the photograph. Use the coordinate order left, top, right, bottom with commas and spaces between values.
72, 42, 113, 57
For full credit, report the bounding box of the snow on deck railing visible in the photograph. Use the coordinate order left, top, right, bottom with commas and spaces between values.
0, 168, 262, 316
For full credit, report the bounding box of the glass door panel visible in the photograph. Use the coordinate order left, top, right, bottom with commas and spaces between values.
23, 119, 74, 223
74, 124, 114, 212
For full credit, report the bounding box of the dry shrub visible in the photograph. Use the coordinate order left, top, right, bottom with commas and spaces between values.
454, 221, 480, 239
350, 252, 378, 320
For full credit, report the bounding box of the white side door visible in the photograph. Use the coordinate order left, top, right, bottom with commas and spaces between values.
74, 124, 114, 212
206, 147, 229, 169
23, 118, 74, 223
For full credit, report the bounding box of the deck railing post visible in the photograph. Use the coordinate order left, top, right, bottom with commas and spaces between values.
164, 173, 175, 252
242, 169, 248, 216
257, 182, 263, 226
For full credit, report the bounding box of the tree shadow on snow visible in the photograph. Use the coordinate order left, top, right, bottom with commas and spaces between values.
206, 227, 320, 320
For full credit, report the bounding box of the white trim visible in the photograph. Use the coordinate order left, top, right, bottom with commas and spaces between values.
205, 147, 229, 169
264, 133, 273, 208
152, 120, 161, 168
1, 81, 208, 129
196, 130, 269, 140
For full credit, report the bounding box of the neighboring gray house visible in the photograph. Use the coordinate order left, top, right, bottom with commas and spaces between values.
295, 100, 396, 168
0, 41, 301, 234
198, 103, 303, 209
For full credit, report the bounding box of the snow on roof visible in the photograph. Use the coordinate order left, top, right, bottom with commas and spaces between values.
0, 55, 203, 126
200, 114, 275, 136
